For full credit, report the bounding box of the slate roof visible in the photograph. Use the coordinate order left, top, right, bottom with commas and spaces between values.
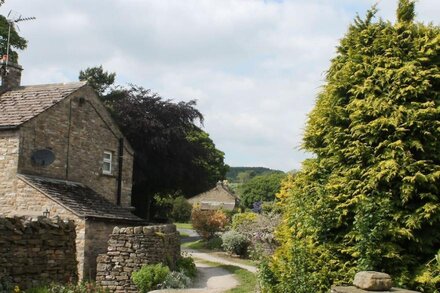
0, 82, 86, 129
19, 174, 144, 223
188, 182, 238, 211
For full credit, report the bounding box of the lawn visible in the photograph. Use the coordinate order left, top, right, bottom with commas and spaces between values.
174, 222, 193, 229
181, 239, 205, 250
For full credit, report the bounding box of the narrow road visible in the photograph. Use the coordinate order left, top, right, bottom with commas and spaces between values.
151, 227, 258, 292
183, 248, 258, 273
149, 261, 238, 293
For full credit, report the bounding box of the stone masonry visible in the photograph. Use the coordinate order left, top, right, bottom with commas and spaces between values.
96, 224, 180, 293
0, 216, 77, 290
17, 86, 134, 207
0, 82, 143, 281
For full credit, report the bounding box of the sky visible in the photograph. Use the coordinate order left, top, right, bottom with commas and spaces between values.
2, 0, 439, 172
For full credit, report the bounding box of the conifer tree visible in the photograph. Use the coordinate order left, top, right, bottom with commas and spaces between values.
261, 1, 440, 292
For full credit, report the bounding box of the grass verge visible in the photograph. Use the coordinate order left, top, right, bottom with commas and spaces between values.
196, 260, 257, 293
174, 222, 193, 229
179, 231, 190, 238
182, 239, 205, 250
224, 265, 257, 293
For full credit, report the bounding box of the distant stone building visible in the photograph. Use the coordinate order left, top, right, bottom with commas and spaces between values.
0, 62, 145, 280
188, 181, 238, 210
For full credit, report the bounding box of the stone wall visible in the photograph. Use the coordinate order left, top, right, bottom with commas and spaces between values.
17, 86, 133, 207
84, 220, 123, 280
0, 176, 87, 280
0, 216, 77, 289
0, 131, 19, 211
96, 224, 180, 293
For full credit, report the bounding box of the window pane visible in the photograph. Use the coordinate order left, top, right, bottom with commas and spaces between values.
103, 162, 111, 172
104, 152, 111, 160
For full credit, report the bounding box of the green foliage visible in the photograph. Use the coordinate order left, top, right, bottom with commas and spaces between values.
0, 275, 13, 292
226, 167, 284, 183
233, 212, 281, 261
239, 172, 286, 208
414, 250, 440, 292
153, 193, 192, 222
171, 196, 192, 222
397, 0, 415, 23
221, 230, 249, 257
231, 212, 257, 230
263, 1, 440, 292
0, 15, 27, 63
79, 65, 116, 96
160, 271, 191, 289
191, 206, 228, 240
176, 256, 197, 279
206, 236, 223, 250
25, 282, 109, 293
131, 263, 170, 293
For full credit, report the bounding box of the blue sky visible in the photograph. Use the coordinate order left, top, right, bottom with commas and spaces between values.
2, 0, 439, 171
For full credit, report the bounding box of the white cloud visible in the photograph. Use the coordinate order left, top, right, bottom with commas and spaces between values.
2, 0, 439, 171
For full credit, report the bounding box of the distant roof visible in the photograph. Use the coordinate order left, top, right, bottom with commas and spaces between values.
188, 182, 237, 205
19, 174, 144, 223
0, 82, 86, 129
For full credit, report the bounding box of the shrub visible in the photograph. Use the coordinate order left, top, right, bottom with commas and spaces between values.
261, 201, 283, 214
160, 271, 191, 289
191, 206, 228, 240
206, 236, 223, 250
233, 212, 281, 260
263, 2, 440, 291
25, 282, 109, 293
131, 263, 170, 293
0, 276, 13, 293
221, 230, 249, 257
171, 196, 192, 222
231, 212, 257, 230
176, 256, 197, 279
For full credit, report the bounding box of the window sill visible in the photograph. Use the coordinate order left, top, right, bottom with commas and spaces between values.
101, 172, 116, 178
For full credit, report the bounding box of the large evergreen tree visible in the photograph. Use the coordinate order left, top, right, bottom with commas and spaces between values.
261, 1, 440, 292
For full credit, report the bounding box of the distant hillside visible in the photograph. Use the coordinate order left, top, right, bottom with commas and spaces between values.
226, 167, 284, 183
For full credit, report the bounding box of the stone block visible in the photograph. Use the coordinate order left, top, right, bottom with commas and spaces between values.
353, 271, 392, 291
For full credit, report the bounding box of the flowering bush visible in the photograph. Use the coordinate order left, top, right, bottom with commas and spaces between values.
221, 230, 249, 257
191, 206, 228, 240
234, 212, 281, 260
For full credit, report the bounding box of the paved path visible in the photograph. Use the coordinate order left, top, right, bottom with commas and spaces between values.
184, 248, 258, 273
151, 248, 258, 293
149, 262, 238, 293
154, 227, 258, 292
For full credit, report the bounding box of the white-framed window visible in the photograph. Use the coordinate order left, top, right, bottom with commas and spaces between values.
102, 151, 112, 175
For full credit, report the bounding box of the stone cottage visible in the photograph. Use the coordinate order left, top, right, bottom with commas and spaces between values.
188, 181, 238, 211
0, 62, 145, 280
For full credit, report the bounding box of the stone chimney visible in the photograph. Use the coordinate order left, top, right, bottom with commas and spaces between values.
0, 61, 22, 91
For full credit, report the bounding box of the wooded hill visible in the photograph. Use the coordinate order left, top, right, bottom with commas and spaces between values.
226, 167, 284, 183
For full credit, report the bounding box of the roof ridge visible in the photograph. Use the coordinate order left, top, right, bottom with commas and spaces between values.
10, 81, 87, 89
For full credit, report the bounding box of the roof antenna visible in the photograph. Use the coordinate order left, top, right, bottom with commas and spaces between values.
1, 10, 35, 76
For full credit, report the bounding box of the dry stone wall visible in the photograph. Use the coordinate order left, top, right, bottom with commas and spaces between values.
0, 216, 77, 290
96, 224, 180, 293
